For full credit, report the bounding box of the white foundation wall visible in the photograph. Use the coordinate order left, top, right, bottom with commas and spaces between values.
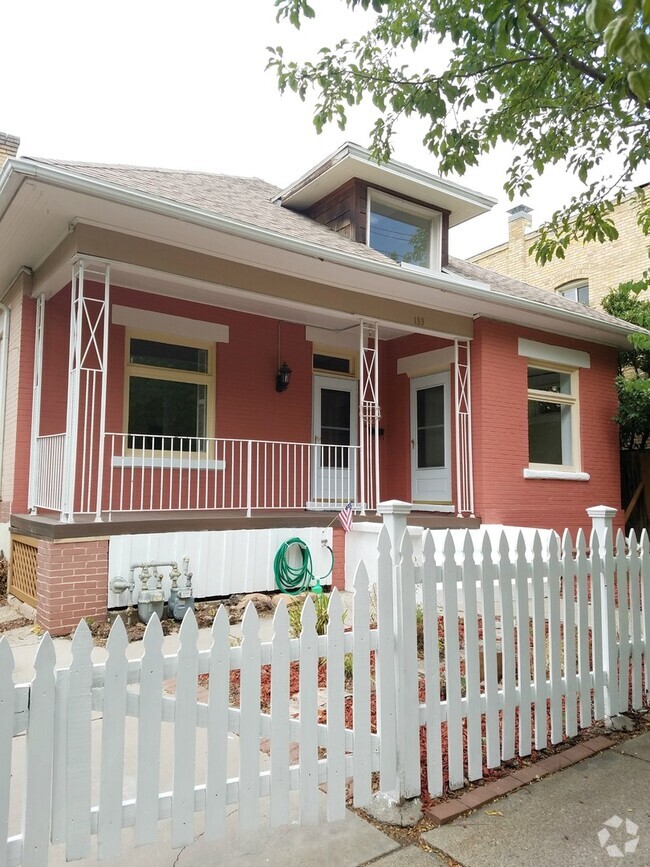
108, 526, 334, 608
345, 522, 559, 592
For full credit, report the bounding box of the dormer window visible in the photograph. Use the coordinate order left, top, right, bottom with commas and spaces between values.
368, 189, 441, 271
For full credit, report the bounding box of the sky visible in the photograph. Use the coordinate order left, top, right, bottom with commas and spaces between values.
0, 0, 632, 258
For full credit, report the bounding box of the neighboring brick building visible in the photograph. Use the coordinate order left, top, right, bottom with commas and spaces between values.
470, 191, 649, 309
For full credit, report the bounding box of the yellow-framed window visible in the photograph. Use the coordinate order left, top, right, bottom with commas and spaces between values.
124, 330, 215, 453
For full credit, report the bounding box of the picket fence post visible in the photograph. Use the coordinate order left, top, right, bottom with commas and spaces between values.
373, 500, 422, 817
586, 505, 619, 719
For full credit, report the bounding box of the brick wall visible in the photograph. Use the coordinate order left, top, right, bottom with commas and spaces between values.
0, 133, 20, 169
470, 194, 649, 308
36, 537, 109, 635
472, 318, 622, 538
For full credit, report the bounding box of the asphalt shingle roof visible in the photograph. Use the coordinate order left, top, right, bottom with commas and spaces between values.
25, 157, 638, 333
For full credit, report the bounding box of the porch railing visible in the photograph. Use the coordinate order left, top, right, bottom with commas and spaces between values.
30, 433, 66, 512
105, 434, 359, 517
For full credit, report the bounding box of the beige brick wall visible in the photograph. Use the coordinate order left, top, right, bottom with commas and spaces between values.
0, 132, 20, 169
470, 194, 649, 308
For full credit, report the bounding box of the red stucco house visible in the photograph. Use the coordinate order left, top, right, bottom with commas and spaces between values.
0, 138, 638, 632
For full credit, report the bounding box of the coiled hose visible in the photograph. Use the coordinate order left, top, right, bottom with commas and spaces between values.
273, 537, 334, 595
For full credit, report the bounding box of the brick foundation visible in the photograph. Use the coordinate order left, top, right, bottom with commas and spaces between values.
36, 537, 109, 635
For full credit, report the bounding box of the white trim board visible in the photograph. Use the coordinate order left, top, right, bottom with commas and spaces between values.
398, 346, 455, 378
112, 305, 230, 344
518, 338, 590, 369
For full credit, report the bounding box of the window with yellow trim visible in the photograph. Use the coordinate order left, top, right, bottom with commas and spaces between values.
527, 364, 580, 470
125, 332, 214, 452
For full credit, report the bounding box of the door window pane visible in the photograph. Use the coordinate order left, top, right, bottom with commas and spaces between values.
417, 386, 445, 468
320, 388, 351, 467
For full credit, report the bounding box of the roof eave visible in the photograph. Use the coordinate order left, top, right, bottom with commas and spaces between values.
0, 158, 638, 348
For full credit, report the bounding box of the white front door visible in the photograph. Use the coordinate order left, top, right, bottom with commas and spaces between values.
410, 372, 452, 508
312, 375, 358, 507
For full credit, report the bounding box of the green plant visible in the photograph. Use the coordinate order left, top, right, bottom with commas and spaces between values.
344, 652, 354, 681
288, 592, 331, 638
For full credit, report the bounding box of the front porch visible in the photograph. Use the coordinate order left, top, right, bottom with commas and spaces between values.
25, 259, 478, 526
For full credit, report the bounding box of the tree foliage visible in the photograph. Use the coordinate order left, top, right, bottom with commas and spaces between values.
268, 0, 650, 263
602, 278, 650, 449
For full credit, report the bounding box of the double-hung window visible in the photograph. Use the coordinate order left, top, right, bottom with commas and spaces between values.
367, 190, 441, 271
527, 365, 579, 471
126, 333, 214, 453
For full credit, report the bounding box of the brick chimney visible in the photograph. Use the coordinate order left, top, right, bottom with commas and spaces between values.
0, 133, 20, 170
507, 204, 533, 243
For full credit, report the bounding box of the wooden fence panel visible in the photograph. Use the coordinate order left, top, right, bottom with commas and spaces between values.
376, 527, 397, 795
641, 530, 650, 699
461, 533, 482, 782
299, 597, 319, 826
422, 531, 443, 797
66, 622, 93, 861
238, 605, 261, 832
497, 533, 517, 762
205, 606, 230, 840
172, 611, 199, 848
325, 590, 346, 823
441, 532, 464, 790
616, 528, 631, 710
479, 535, 500, 769
269, 603, 290, 829
561, 530, 578, 738
628, 530, 643, 710
352, 562, 371, 808
530, 533, 548, 750
0, 641, 14, 867
589, 532, 607, 721
134, 615, 164, 847
97, 620, 128, 860
514, 534, 532, 757
546, 534, 563, 745
575, 531, 592, 728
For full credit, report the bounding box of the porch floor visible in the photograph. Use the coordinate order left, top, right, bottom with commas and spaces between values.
11, 509, 481, 541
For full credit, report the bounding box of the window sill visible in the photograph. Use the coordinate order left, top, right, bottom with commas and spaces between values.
112, 457, 225, 470
523, 468, 590, 481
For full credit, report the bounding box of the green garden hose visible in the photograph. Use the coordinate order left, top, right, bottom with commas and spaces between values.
273, 537, 334, 595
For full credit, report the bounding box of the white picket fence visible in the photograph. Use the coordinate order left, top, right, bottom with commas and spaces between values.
2, 504, 649, 863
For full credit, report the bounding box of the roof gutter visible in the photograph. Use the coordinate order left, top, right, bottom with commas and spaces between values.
0, 159, 641, 344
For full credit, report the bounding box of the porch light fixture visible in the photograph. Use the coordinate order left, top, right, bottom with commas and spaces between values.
276, 361, 292, 393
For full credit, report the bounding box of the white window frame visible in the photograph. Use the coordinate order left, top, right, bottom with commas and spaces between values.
526, 362, 582, 475
123, 329, 216, 458
558, 280, 589, 305
367, 189, 442, 272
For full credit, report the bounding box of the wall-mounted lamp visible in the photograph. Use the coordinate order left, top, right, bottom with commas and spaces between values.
276, 361, 292, 393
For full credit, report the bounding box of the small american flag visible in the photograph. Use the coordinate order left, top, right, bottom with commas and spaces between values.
338, 502, 354, 532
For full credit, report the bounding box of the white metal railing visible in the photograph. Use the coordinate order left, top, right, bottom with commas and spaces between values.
105, 434, 361, 516
31, 434, 66, 511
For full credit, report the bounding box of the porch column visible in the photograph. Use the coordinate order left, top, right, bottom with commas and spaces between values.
454, 339, 475, 517
60, 260, 111, 522
27, 294, 45, 513
359, 320, 381, 514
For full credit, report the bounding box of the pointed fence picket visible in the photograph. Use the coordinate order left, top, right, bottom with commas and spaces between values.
4, 508, 650, 866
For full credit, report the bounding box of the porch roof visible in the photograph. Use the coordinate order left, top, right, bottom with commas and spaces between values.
0, 152, 646, 348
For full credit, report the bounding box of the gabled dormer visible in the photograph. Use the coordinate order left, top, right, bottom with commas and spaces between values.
275, 142, 495, 271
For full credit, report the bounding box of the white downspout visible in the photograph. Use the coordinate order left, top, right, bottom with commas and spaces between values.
0, 302, 10, 491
